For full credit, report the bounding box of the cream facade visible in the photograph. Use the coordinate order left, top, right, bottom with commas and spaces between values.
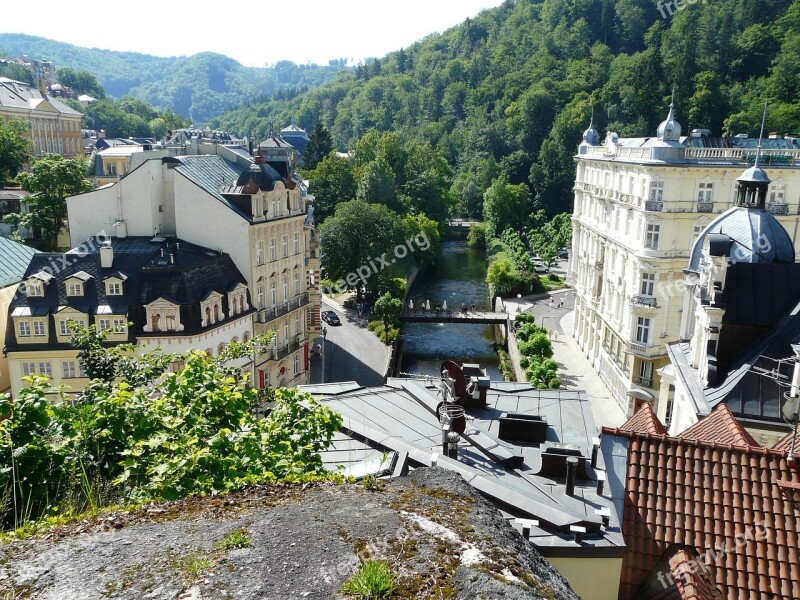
66, 142, 321, 390
0, 77, 83, 158
569, 111, 800, 418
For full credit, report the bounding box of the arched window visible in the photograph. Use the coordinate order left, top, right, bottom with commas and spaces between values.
217, 342, 226, 356
238, 296, 244, 313
204, 306, 211, 325
214, 304, 221, 322
243, 331, 250, 343
151, 313, 161, 331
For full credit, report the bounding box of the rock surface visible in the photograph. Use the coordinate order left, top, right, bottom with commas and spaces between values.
0, 468, 580, 599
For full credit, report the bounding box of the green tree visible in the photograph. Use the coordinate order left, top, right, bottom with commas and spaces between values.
525, 356, 560, 390
403, 213, 441, 267
483, 173, 531, 240
356, 157, 402, 212
56, 67, 106, 99
307, 152, 357, 225
302, 122, 333, 170
319, 200, 407, 300
6, 153, 93, 249
373, 293, 403, 333
0, 119, 32, 187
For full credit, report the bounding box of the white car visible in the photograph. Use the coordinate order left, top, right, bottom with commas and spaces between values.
532, 261, 548, 274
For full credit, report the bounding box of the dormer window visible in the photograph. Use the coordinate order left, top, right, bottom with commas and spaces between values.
27, 282, 43, 297
104, 272, 127, 296
65, 271, 92, 297
67, 281, 83, 296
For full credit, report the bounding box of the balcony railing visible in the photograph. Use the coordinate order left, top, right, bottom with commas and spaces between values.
768, 203, 790, 215
627, 341, 665, 358
634, 375, 654, 388
631, 295, 657, 308
645, 200, 663, 212
270, 336, 302, 361
256, 292, 310, 324
697, 201, 714, 213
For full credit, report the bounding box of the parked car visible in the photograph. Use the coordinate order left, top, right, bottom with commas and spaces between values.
532, 261, 548, 274
558, 248, 569, 259
321, 310, 341, 325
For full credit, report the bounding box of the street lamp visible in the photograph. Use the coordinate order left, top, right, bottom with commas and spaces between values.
321, 326, 328, 384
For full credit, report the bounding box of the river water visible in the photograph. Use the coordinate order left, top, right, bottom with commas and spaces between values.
400, 240, 502, 379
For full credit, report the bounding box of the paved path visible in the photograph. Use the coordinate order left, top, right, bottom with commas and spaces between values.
309, 296, 389, 386
503, 290, 626, 430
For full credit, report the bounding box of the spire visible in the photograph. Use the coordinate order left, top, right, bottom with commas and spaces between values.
581, 105, 599, 146
657, 85, 682, 142
754, 99, 768, 169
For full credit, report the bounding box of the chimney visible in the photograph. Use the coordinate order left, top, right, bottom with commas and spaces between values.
447, 431, 460, 459
591, 437, 601, 468
100, 241, 113, 268
38, 78, 47, 95
566, 456, 578, 496
254, 150, 265, 165
596, 470, 606, 496
169, 252, 175, 265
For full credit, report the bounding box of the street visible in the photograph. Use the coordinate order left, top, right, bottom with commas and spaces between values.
309, 298, 389, 386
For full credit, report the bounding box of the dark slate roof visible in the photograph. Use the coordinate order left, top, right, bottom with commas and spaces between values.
301, 378, 624, 556
688, 207, 795, 272
171, 155, 250, 218
0, 238, 37, 288
236, 162, 283, 192
5, 237, 249, 352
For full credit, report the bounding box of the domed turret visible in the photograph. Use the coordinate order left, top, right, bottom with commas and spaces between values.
236, 160, 283, 192
582, 117, 600, 146
656, 101, 682, 142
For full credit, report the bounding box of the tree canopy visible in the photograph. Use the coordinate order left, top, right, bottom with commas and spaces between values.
0, 118, 31, 187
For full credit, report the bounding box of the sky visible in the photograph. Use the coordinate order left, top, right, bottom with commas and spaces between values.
2, 1, 507, 67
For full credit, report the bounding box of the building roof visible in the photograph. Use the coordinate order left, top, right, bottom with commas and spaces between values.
773, 429, 799, 453
5, 236, 249, 352
0, 77, 81, 116
602, 425, 800, 599
620, 403, 667, 436
678, 404, 758, 447
301, 378, 624, 557
171, 155, 247, 212
0, 237, 37, 288
687, 207, 796, 272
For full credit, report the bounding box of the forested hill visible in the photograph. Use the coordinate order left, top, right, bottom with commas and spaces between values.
210, 0, 800, 217
0, 33, 349, 125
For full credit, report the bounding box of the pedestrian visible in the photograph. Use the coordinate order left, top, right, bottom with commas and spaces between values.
558, 298, 564, 309
471, 303, 476, 313
553, 330, 559, 342
549, 297, 554, 308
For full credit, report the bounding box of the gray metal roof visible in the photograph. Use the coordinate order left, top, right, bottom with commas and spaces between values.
688, 206, 795, 272
0, 237, 37, 288
300, 378, 624, 555
173, 155, 248, 216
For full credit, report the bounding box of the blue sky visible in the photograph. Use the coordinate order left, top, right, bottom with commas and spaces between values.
2, 1, 506, 67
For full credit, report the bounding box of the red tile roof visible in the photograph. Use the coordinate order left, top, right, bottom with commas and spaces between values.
772, 429, 799, 453
678, 404, 758, 447
602, 426, 800, 599
620, 403, 667, 436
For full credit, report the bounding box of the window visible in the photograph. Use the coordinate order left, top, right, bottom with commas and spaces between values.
640, 273, 656, 296
258, 285, 265, 309
106, 281, 122, 295
649, 181, 664, 202
293, 270, 300, 295
105, 162, 117, 176
638, 360, 654, 387
22, 362, 35, 376
293, 233, 300, 255
283, 321, 290, 344
38, 362, 52, 377
27, 282, 43, 297
218, 343, 225, 356
282, 278, 289, 302
636, 317, 651, 345
269, 239, 276, 261
644, 224, 660, 250
294, 315, 301, 336
33, 320, 46, 336
270, 281, 277, 306
692, 222, 707, 244
281, 235, 288, 258
113, 318, 126, 333
67, 282, 83, 296
256, 241, 264, 265
18, 321, 31, 337
769, 187, 785, 204
272, 197, 281, 217
243, 331, 250, 344
293, 354, 300, 376
697, 182, 713, 202
62, 361, 76, 379
99, 318, 111, 331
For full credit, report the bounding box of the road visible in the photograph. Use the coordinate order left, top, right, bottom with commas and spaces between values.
309, 298, 389, 386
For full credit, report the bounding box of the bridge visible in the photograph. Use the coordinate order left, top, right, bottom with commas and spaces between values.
400, 309, 510, 325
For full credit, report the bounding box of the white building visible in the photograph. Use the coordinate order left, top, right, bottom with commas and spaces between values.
66, 141, 321, 390
569, 104, 800, 416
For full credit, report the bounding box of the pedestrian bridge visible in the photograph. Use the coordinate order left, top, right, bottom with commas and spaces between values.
400, 310, 510, 325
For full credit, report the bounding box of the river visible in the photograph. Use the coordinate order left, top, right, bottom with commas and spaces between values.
400, 240, 502, 379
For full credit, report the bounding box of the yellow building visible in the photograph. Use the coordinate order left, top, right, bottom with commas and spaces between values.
0, 77, 83, 158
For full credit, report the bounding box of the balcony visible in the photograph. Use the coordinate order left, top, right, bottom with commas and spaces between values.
697, 201, 714, 213
634, 375, 654, 388
631, 295, 657, 308
768, 203, 790, 215
626, 341, 665, 358
644, 200, 663, 212
270, 335, 302, 361
255, 292, 310, 324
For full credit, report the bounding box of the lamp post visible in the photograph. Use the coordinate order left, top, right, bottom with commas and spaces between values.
321, 326, 328, 384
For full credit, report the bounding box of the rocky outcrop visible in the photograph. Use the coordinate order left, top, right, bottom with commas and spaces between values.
0, 468, 580, 599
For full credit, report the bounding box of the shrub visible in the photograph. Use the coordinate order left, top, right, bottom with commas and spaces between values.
340, 560, 395, 599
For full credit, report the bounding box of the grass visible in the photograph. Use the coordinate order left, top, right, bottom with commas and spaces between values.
215, 528, 252, 550
179, 553, 214, 581
340, 559, 396, 599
